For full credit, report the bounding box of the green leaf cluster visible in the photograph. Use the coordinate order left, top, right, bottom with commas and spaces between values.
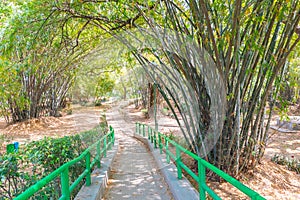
0, 0, 103, 121
0, 125, 104, 199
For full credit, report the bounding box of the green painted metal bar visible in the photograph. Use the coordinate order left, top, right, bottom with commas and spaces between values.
140, 123, 142, 135
165, 140, 170, 164
90, 158, 98, 169
104, 137, 107, 158
176, 146, 182, 179
97, 141, 101, 168
150, 130, 154, 143
100, 149, 105, 157
154, 132, 157, 148
148, 126, 151, 140
136, 123, 265, 200
140, 124, 142, 135
180, 162, 199, 182
158, 134, 163, 154
59, 196, 67, 200
86, 152, 91, 186
199, 159, 264, 199
166, 149, 176, 161
61, 168, 70, 200
110, 126, 115, 145
15, 159, 74, 200
15, 129, 115, 200
201, 183, 221, 200
70, 170, 88, 193
198, 159, 206, 200
107, 135, 111, 150
167, 137, 199, 160
143, 124, 146, 137
108, 140, 113, 150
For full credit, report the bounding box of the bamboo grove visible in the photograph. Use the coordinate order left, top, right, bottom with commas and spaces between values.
1, 0, 299, 175
130, 0, 300, 175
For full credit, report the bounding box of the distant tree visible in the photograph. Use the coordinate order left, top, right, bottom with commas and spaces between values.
95, 73, 115, 99
0, 1, 94, 122
283, 46, 300, 104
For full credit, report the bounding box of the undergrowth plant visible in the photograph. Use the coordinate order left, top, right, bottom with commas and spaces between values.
271, 154, 300, 174
0, 125, 105, 199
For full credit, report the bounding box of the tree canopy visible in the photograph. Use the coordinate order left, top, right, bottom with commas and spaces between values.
0, 0, 299, 175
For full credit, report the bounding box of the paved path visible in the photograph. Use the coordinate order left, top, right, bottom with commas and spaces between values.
103, 102, 173, 200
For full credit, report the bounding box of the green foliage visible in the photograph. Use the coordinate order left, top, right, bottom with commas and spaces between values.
276, 97, 290, 121
0, 60, 27, 103
165, 130, 175, 141
116, 0, 300, 176
0, 0, 151, 120
95, 73, 115, 99
0, 134, 12, 155
1, 0, 299, 178
0, 126, 105, 199
71, 39, 124, 102
288, 52, 300, 103
113, 64, 151, 104
0, 0, 105, 122
0, 153, 30, 200
163, 130, 189, 150
24, 135, 84, 172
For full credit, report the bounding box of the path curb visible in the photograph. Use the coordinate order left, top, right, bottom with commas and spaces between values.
74, 140, 119, 200
134, 134, 199, 200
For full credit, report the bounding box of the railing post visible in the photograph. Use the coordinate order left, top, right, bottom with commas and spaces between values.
158, 134, 162, 154
166, 140, 170, 163
150, 129, 153, 143
154, 132, 157, 148
104, 136, 107, 157
143, 124, 145, 137
86, 152, 91, 186
97, 141, 101, 168
110, 125, 113, 133
176, 146, 182, 179
107, 135, 111, 150
107, 129, 111, 150
148, 126, 151, 140
198, 160, 206, 200
136, 122, 138, 134
61, 168, 70, 200
110, 131, 114, 149
111, 127, 115, 145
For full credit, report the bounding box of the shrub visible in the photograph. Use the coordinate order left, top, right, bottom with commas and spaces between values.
0, 125, 105, 199
0, 153, 29, 199
271, 154, 300, 174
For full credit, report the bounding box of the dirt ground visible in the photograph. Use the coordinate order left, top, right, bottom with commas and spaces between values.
0, 102, 299, 199
0, 104, 109, 152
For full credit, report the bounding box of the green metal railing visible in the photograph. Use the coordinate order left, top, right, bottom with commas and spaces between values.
136, 122, 265, 200
15, 126, 115, 200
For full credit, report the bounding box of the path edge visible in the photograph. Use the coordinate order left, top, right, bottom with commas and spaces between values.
134, 133, 199, 200
74, 140, 119, 200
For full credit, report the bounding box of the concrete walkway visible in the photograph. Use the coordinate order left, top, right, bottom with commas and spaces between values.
104, 102, 173, 200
